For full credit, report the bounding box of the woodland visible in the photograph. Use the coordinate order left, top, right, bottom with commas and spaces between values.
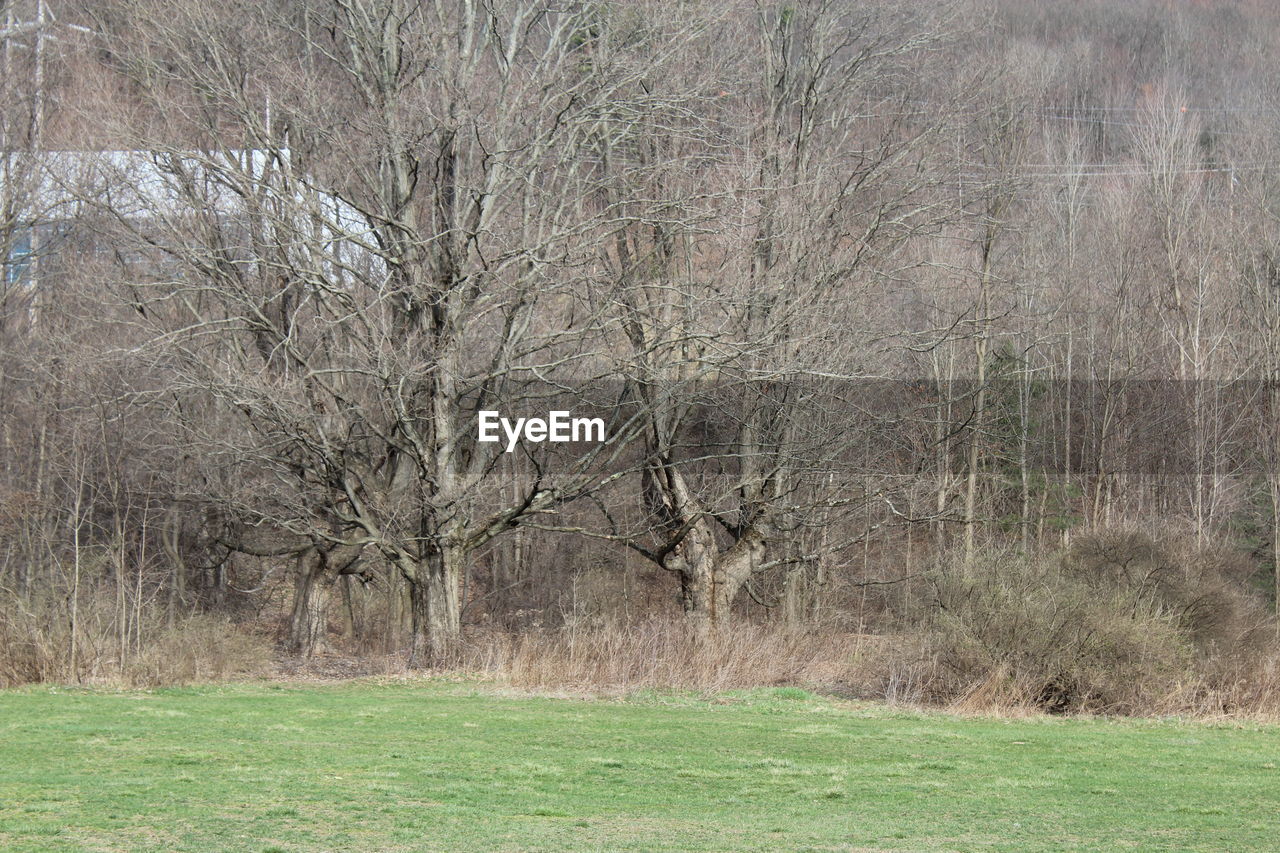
3, 0, 1280, 715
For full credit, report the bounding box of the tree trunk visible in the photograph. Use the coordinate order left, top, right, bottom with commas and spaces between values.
287, 548, 330, 657
1271, 476, 1280, 626
673, 524, 766, 632
645, 459, 771, 630
964, 247, 992, 568
407, 546, 463, 669
340, 574, 363, 648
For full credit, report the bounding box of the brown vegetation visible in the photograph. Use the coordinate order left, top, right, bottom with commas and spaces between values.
2, 0, 1280, 718
0, 588, 269, 687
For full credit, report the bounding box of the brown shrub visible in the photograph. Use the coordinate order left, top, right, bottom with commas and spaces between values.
1063, 529, 1271, 652
904, 549, 1194, 714
0, 589, 269, 688
894, 533, 1279, 716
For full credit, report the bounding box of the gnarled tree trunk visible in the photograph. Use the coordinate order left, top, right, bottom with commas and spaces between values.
405, 544, 463, 669
673, 524, 767, 630
287, 548, 330, 657
648, 463, 769, 630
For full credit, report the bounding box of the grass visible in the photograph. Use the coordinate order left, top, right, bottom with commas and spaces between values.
0, 682, 1277, 851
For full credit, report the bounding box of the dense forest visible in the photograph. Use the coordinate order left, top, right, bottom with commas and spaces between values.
3, 0, 1280, 715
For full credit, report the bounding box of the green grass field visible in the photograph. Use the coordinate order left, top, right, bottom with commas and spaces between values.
0, 682, 1277, 851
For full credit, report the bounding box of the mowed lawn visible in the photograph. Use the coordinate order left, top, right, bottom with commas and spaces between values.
0, 683, 1277, 852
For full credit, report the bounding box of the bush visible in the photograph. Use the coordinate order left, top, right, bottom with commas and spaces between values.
901, 532, 1277, 715
913, 548, 1192, 714
1063, 530, 1270, 652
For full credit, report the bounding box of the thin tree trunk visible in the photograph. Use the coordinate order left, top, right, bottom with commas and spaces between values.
162, 506, 184, 629
964, 235, 994, 568
1272, 476, 1280, 626
68, 469, 84, 683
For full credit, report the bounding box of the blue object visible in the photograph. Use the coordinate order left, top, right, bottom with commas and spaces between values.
5, 227, 32, 285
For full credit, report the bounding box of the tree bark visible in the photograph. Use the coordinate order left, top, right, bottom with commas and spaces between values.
406, 546, 463, 669
286, 548, 330, 657
667, 511, 766, 631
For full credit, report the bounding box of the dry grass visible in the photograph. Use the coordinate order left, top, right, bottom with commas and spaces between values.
6, 528, 1280, 723
455, 607, 1280, 721
0, 589, 270, 688
927, 653, 1280, 721
7, 590, 1279, 721
459, 617, 894, 695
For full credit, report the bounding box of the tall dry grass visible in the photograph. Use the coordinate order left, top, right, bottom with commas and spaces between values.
5, 527, 1279, 722
0, 589, 270, 688
445, 616, 1280, 719
460, 617, 895, 695
443, 530, 1280, 719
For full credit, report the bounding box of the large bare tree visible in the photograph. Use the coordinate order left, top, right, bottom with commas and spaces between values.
87, 0, 714, 665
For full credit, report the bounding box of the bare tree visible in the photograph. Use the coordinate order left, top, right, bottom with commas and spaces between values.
85, 0, 717, 665
579, 0, 952, 628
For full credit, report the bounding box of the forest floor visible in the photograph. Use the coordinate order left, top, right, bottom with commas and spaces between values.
0, 680, 1276, 851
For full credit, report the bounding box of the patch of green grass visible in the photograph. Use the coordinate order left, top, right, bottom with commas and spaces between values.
0, 682, 1276, 851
